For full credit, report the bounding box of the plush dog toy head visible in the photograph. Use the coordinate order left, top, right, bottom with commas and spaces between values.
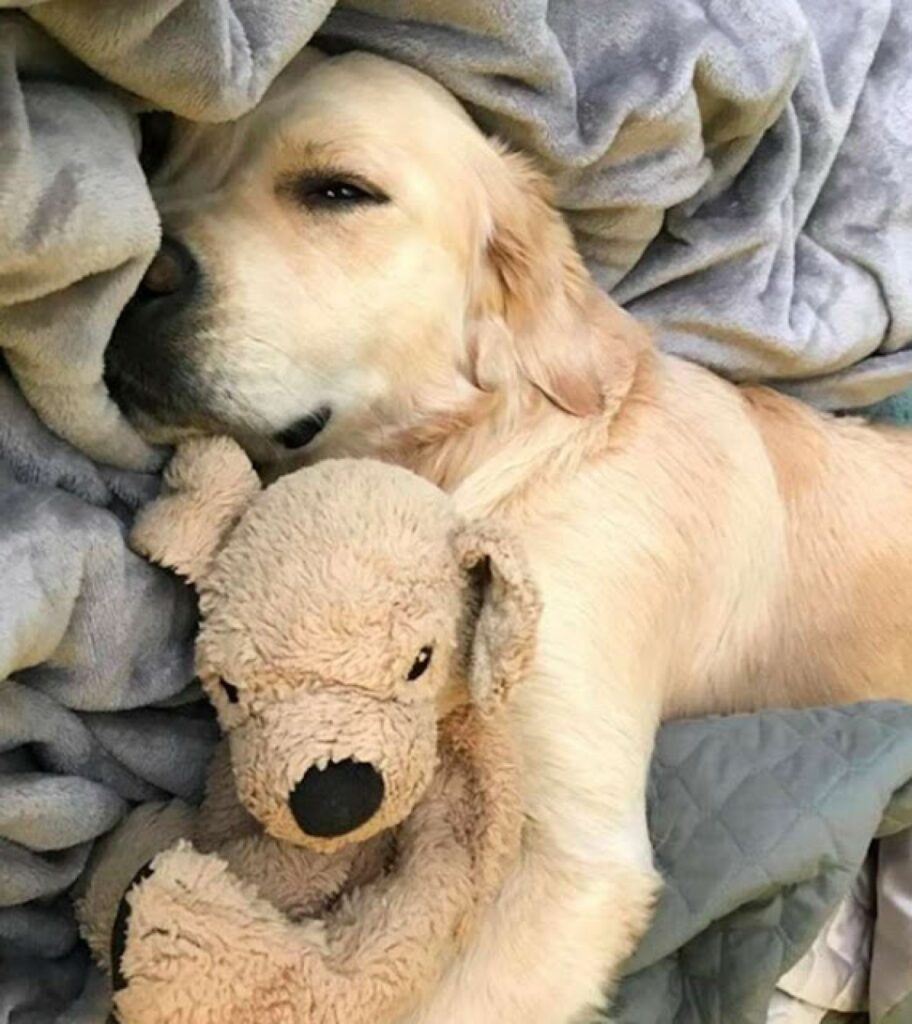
131, 438, 540, 853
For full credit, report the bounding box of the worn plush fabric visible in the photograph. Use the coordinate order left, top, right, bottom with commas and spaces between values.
1, 3, 912, 1023
80, 708, 522, 1024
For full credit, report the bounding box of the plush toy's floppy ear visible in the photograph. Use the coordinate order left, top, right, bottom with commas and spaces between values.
454, 521, 542, 709
130, 437, 261, 586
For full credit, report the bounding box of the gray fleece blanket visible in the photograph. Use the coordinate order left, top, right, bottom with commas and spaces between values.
1, 3, 912, 1023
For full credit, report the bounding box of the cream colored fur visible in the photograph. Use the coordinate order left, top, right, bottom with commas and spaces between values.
119, 50, 912, 1024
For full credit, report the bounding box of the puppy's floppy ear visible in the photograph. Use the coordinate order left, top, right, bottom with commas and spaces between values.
468, 144, 646, 418
130, 437, 261, 586
454, 520, 542, 709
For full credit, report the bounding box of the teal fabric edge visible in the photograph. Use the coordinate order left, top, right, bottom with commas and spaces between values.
862, 386, 912, 425
607, 702, 912, 1024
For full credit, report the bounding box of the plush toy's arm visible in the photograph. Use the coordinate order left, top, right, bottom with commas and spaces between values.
208, 830, 390, 922
313, 768, 476, 1019
436, 705, 524, 922
322, 705, 524, 975
75, 799, 198, 972
108, 771, 474, 1024
110, 842, 327, 1024
270, 716, 520, 1023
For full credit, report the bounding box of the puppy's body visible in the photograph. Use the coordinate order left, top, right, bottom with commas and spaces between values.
450, 355, 912, 719
106, 50, 912, 1023
390, 349, 912, 1024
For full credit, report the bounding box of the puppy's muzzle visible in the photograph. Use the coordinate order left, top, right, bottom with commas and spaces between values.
289, 759, 385, 838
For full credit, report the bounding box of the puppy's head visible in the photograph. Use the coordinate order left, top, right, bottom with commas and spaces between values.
107, 50, 642, 464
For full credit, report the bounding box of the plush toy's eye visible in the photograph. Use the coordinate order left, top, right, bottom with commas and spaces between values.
407, 646, 433, 681
219, 679, 240, 704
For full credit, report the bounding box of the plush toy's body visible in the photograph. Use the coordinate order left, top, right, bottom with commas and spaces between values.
78, 438, 540, 1024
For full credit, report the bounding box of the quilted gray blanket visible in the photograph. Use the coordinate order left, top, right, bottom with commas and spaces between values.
1, 3, 912, 1023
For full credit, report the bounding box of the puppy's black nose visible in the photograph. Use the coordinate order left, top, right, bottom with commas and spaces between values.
105, 235, 205, 418
137, 236, 198, 301
289, 759, 385, 838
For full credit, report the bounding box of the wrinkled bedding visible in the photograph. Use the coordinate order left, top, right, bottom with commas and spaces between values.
1, 3, 912, 1022
766, 826, 912, 1024
612, 704, 912, 1024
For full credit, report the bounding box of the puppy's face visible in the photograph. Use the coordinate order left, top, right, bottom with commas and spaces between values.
106, 51, 493, 462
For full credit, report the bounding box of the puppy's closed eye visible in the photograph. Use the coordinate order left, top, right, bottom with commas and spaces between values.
285, 173, 389, 210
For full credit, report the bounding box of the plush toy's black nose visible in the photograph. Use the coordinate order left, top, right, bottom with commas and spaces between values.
104, 235, 206, 421
289, 759, 385, 838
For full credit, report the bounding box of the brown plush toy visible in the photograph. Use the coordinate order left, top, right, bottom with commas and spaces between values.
76, 437, 541, 1024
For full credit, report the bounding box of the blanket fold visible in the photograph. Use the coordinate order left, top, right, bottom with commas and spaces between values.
0, 368, 216, 1020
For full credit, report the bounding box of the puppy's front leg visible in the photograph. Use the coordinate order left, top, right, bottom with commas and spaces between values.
405, 649, 662, 1024
406, 836, 658, 1024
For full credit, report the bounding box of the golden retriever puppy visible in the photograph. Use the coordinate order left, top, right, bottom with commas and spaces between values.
105, 49, 912, 1024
